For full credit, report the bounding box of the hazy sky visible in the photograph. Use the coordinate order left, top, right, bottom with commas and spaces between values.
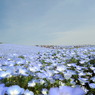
0, 0, 95, 45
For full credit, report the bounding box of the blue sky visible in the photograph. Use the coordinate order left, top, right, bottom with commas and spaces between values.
0, 0, 95, 45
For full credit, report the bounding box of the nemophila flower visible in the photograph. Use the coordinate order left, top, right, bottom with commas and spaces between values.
37, 72, 46, 78
72, 86, 85, 95
39, 79, 45, 84
64, 72, 72, 79
53, 70, 59, 74
76, 66, 82, 70
28, 80, 36, 87
49, 86, 85, 95
86, 72, 92, 76
53, 74, 63, 80
70, 79, 76, 86
28, 65, 39, 72
78, 71, 86, 77
5, 70, 12, 78
37, 62, 42, 67
18, 68, 28, 76
59, 81, 65, 86
6, 85, 24, 95
89, 83, 95, 89
0, 71, 9, 78
59, 86, 73, 95
44, 70, 53, 78
48, 78, 55, 84
78, 77, 88, 85
16, 59, 26, 64
43, 70, 53, 78
0, 67, 2, 71
52, 62, 58, 66
49, 87, 59, 95
6, 66, 16, 74
56, 65, 67, 72
90, 76, 95, 82
41, 88, 48, 95
79, 60, 85, 64
7, 61, 16, 66
67, 63, 76, 67
82, 86, 88, 94
0, 84, 7, 95
90, 66, 95, 71
24, 89, 34, 95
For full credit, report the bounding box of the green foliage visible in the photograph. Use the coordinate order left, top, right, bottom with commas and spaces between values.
18, 55, 25, 59
1, 76, 33, 88
89, 59, 95, 66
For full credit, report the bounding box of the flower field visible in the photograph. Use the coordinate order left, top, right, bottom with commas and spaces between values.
0, 44, 95, 95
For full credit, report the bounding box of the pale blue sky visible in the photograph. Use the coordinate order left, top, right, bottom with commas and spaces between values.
0, 0, 95, 45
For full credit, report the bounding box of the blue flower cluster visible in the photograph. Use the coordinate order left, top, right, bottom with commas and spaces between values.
0, 44, 95, 95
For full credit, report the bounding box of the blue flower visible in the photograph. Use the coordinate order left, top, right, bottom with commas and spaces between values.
49, 87, 59, 95
41, 88, 48, 95
0, 71, 8, 78
73, 86, 85, 95
6, 85, 24, 95
28, 80, 36, 87
49, 86, 85, 95
24, 89, 34, 95
0, 84, 7, 95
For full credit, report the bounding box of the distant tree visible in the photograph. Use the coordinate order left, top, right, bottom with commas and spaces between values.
0, 42, 3, 44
